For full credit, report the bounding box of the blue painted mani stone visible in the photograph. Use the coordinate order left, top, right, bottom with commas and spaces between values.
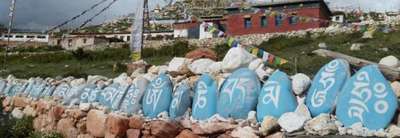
29, 82, 46, 99
53, 83, 71, 99
120, 77, 149, 115
87, 86, 102, 103
257, 70, 298, 122
41, 85, 56, 98
63, 84, 87, 105
192, 73, 218, 120
23, 79, 35, 96
217, 68, 261, 119
306, 59, 350, 117
169, 81, 192, 119
99, 83, 129, 110
0, 80, 6, 95
142, 73, 173, 118
336, 65, 398, 130
79, 84, 97, 103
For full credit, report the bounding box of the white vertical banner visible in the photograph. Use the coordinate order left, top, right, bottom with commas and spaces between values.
130, 0, 145, 61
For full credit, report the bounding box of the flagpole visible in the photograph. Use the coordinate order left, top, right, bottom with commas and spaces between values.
3, 0, 16, 72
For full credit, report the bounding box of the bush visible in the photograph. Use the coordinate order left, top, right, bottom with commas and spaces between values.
212, 43, 230, 60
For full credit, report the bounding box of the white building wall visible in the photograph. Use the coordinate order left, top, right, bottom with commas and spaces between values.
0, 33, 49, 43
199, 22, 214, 39
174, 29, 189, 38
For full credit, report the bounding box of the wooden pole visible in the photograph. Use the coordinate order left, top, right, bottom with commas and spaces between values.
313, 49, 400, 81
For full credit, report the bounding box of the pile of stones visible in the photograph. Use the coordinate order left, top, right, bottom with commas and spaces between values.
1, 47, 400, 138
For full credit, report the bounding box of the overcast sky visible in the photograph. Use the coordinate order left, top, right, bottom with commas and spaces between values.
0, 0, 399, 31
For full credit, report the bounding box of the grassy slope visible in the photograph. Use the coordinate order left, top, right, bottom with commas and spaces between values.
259, 26, 400, 77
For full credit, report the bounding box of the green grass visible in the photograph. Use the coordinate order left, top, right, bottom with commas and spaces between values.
257, 26, 400, 76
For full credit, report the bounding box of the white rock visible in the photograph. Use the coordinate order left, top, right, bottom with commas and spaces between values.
231, 126, 259, 138
278, 112, 307, 133
304, 114, 337, 136
386, 125, 400, 138
70, 78, 86, 87
113, 73, 131, 85
87, 75, 108, 85
350, 43, 363, 51
221, 47, 256, 73
318, 43, 327, 49
142, 73, 157, 82
291, 73, 311, 95
246, 111, 257, 126
259, 116, 279, 136
23, 106, 37, 117
255, 64, 268, 80
391, 81, 400, 98
379, 55, 399, 68
188, 58, 216, 74
158, 65, 168, 75
11, 108, 24, 119
167, 57, 189, 73
148, 66, 160, 74
207, 62, 223, 75
248, 59, 263, 71
295, 102, 312, 120
79, 103, 91, 111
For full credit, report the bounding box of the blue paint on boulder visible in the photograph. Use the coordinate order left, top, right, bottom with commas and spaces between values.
142, 73, 173, 118
169, 81, 192, 119
306, 59, 350, 117
256, 70, 297, 122
217, 68, 261, 119
336, 65, 398, 130
192, 74, 218, 120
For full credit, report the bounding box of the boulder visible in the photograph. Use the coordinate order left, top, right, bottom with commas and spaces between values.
23, 106, 37, 117
207, 62, 223, 75
318, 43, 327, 49
106, 114, 129, 137
127, 129, 141, 138
230, 126, 258, 138
350, 43, 363, 51
128, 115, 145, 129
65, 109, 86, 119
222, 47, 256, 73
150, 121, 181, 138
86, 110, 107, 137
266, 132, 284, 138
192, 122, 237, 135
278, 112, 307, 133
168, 57, 191, 75
391, 81, 400, 98
379, 55, 399, 68
2, 97, 11, 107
49, 105, 65, 121
259, 116, 279, 136
79, 103, 91, 112
176, 129, 200, 138
291, 73, 311, 95
77, 134, 94, 138
33, 114, 57, 132
386, 125, 400, 138
11, 108, 24, 119
185, 48, 218, 61
248, 59, 263, 71
57, 118, 79, 138
12, 96, 29, 107
304, 114, 337, 136
188, 58, 216, 74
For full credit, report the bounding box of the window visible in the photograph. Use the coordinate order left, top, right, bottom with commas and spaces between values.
127, 36, 131, 41
289, 16, 299, 25
335, 16, 340, 21
68, 39, 72, 47
244, 18, 252, 29
275, 15, 283, 27
5, 35, 13, 38
27, 35, 35, 38
37, 35, 46, 39
15, 35, 24, 38
260, 16, 268, 27
83, 38, 87, 44
120, 36, 124, 40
